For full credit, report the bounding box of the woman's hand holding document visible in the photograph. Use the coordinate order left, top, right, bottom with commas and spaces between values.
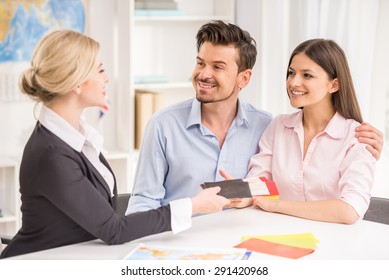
201, 170, 279, 209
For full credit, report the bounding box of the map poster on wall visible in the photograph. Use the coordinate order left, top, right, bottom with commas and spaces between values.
0, 0, 87, 102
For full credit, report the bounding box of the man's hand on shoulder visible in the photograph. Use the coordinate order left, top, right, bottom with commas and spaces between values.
356, 122, 384, 160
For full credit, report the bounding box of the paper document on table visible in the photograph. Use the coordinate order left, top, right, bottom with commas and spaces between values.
124, 243, 251, 260
242, 233, 319, 249
235, 232, 319, 259
234, 238, 314, 259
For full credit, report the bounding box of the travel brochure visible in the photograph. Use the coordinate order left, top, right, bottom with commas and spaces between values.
125, 233, 318, 260
125, 244, 251, 260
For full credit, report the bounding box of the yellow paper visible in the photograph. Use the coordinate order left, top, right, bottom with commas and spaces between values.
241, 233, 319, 250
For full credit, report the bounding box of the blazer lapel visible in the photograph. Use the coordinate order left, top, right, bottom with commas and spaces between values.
80, 153, 115, 205
99, 154, 117, 194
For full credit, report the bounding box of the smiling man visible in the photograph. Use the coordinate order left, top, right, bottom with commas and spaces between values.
126, 21, 383, 214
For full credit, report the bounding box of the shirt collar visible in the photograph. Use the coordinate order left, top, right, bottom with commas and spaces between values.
186, 98, 249, 129
39, 105, 104, 153
236, 99, 249, 127
186, 99, 202, 128
282, 110, 347, 139
323, 112, 347, 139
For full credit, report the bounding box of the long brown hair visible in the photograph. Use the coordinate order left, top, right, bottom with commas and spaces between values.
287, 39, 363, 123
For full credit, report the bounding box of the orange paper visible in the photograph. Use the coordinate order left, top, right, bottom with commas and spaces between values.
234, 238, 314, 259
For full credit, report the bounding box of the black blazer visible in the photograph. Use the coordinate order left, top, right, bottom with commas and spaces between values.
1, 123, 172, 258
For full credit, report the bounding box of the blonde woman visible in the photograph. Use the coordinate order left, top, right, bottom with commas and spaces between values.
0, 30, 228, 258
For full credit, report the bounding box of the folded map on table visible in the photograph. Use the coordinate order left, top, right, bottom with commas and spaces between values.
125, 243, 251, 260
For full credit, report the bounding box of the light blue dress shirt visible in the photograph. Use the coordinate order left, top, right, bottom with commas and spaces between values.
126, 98, 272, 214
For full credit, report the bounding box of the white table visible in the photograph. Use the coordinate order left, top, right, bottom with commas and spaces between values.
8, 208, 389, 259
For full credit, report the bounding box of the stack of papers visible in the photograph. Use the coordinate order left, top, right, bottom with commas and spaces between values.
234, 233, 319, 259
125, 244, 251, 260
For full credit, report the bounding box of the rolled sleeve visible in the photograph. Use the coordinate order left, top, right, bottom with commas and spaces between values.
169, 198, 192, 233
339, 143, 376, 217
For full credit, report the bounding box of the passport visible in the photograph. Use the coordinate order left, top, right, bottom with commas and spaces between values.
201, 177, 279, 199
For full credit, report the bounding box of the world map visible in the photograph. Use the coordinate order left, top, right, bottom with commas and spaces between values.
125, 244, 249, 260
0, 0, 85, 62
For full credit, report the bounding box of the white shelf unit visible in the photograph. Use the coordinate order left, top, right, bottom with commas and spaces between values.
87, 1, 135, 194
116, 0, 236, 145
132, 0, 235, 95
0, 158, 20, 236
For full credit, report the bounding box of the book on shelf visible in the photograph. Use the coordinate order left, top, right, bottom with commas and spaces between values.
135, 0, 178, 10
135, 89, 167, 149
201, 177, 279, 199
124, 243, 251, 260
134, 9, 185, 17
